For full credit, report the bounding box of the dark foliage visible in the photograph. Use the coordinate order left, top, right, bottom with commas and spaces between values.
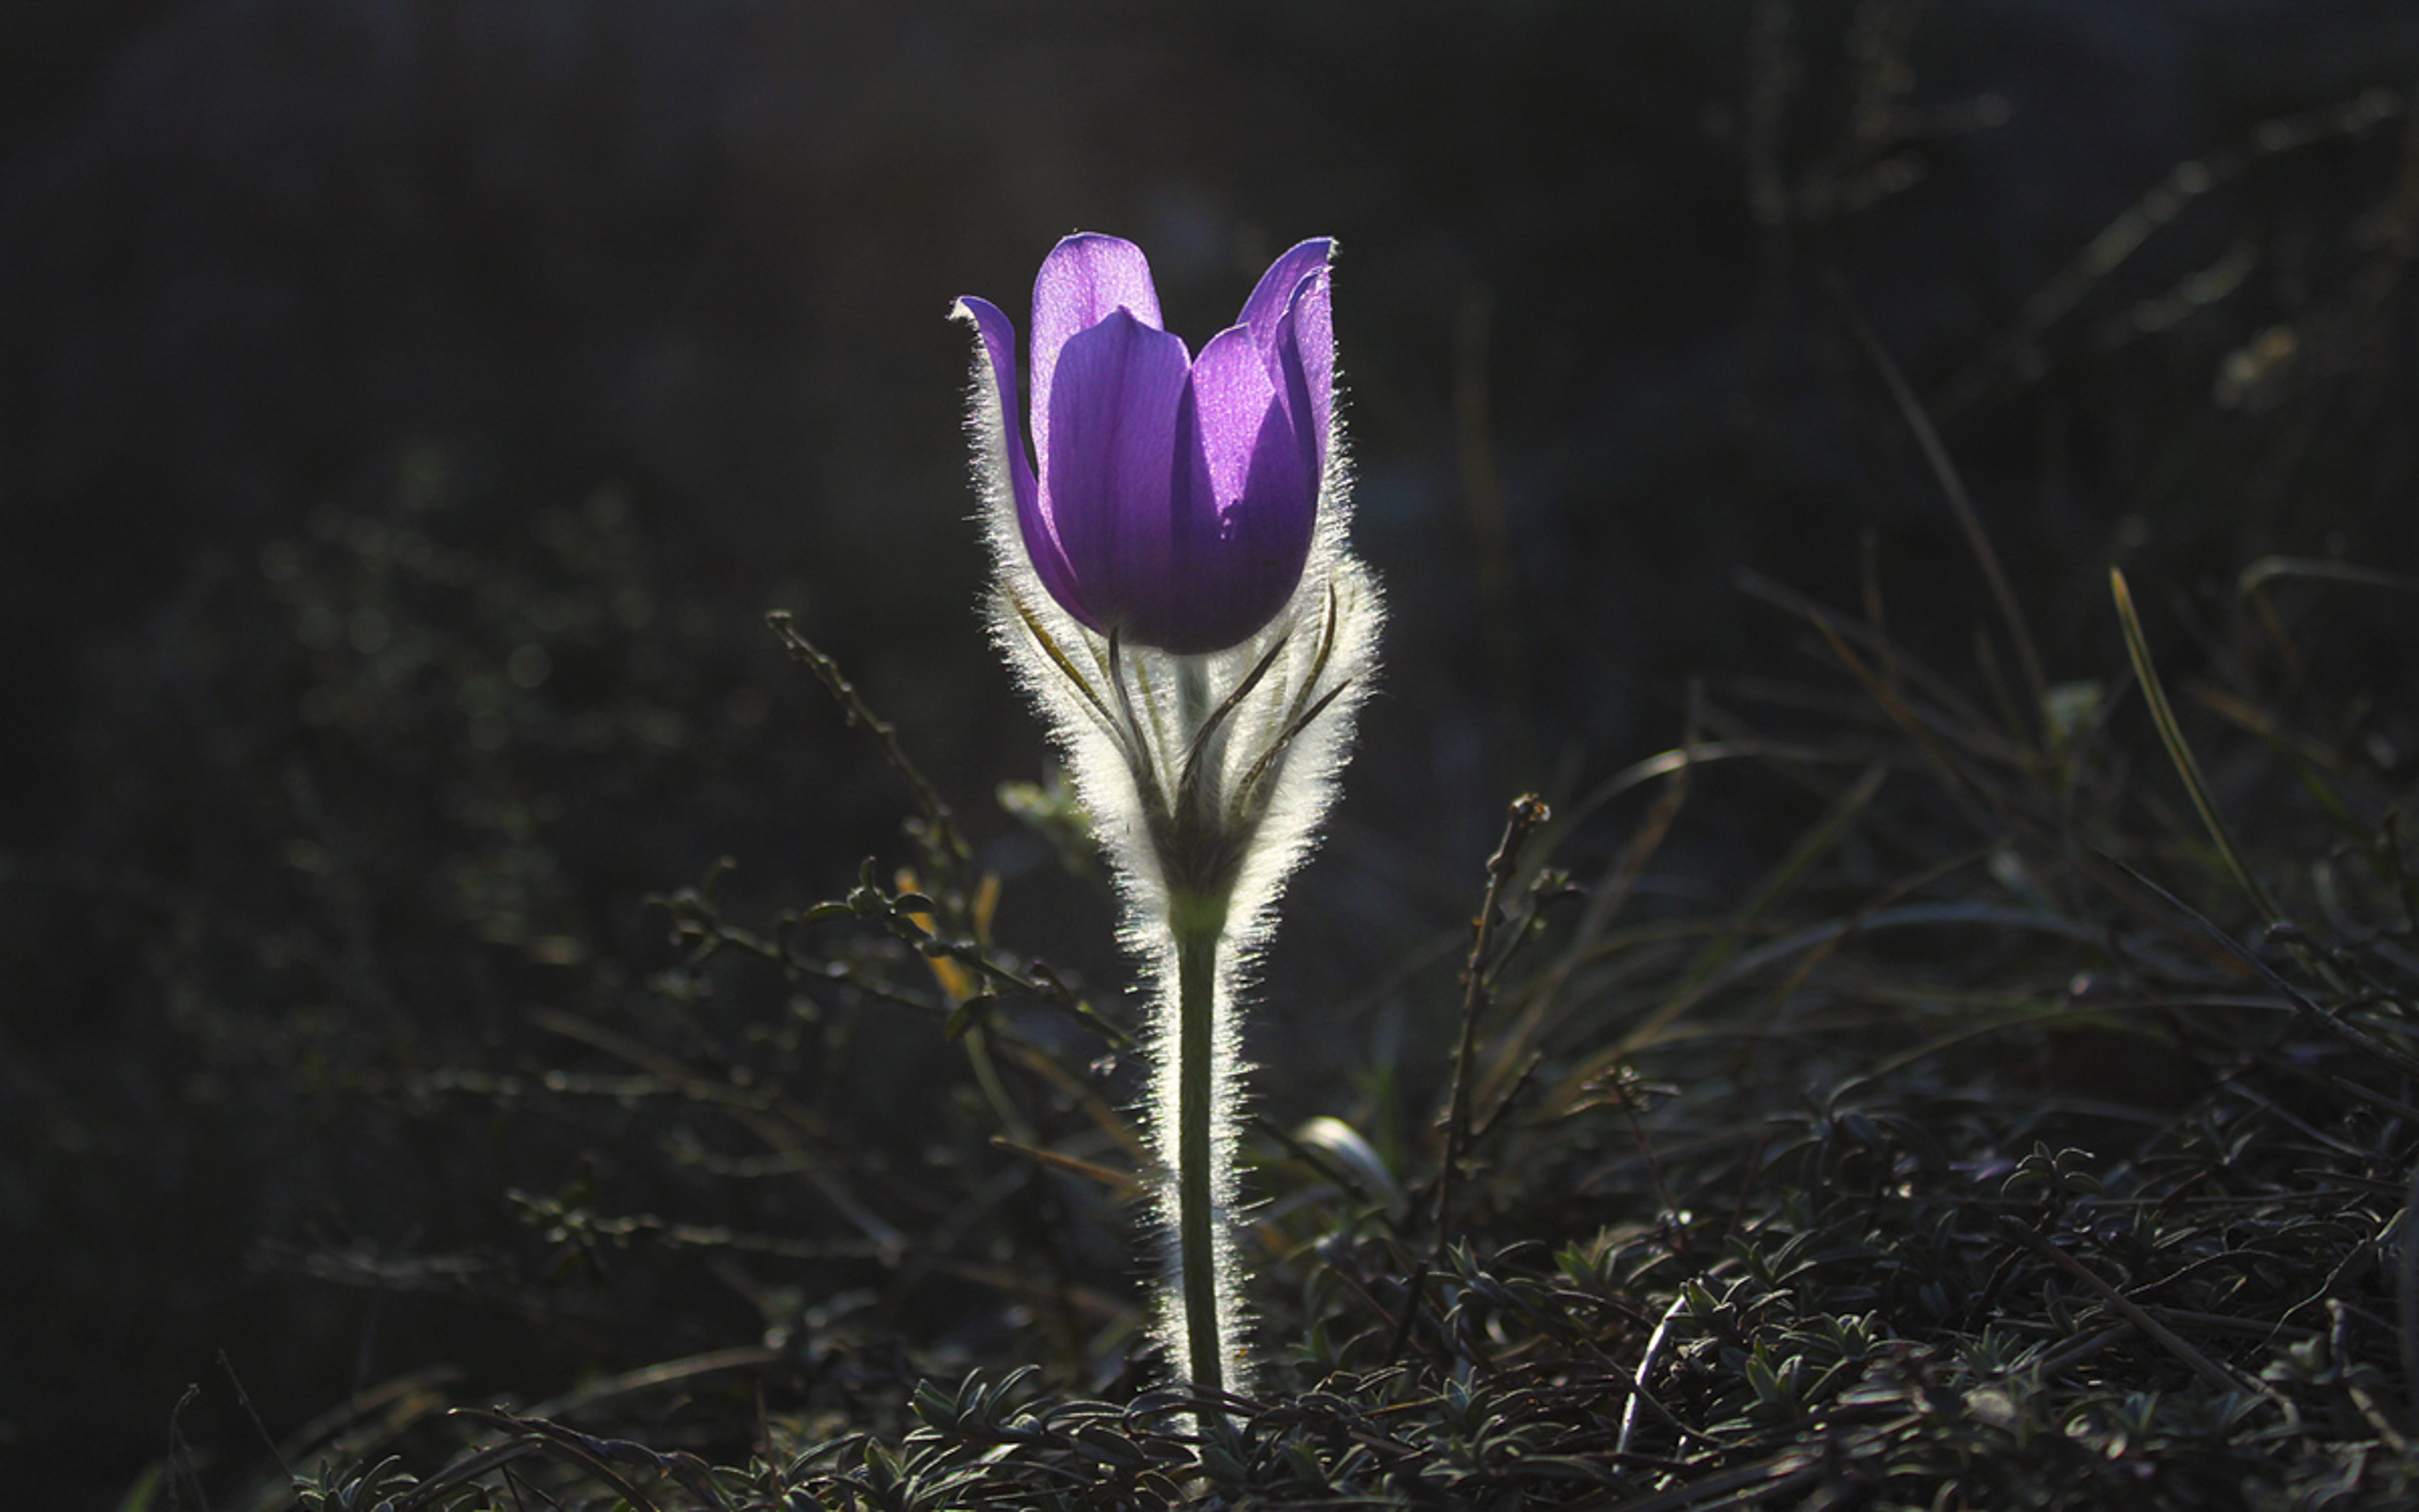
12, 3, 2419, 1510
180, 517, 2419, 1510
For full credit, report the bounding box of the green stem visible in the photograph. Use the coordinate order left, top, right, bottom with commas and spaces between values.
1171, 903, 1227, 1412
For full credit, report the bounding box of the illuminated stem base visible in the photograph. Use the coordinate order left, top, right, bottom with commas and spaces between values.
1166, 887, 1232, 1417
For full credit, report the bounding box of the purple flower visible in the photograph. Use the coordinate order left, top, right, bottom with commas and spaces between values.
958, 234, 1335, 655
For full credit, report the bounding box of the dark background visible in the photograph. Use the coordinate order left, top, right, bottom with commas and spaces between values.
7, 1, 2419, 1505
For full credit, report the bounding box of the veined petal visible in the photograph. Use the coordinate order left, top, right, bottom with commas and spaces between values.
1185, 325, 1286, 513
1279, 267, 1334, 475
1033, 234, 1166, 484
1159, 326, 1317, 654
1044, 308, 1192, 638
1235, 238, 1333, 354
954, 295, 1083, 617
952, 294, 1037, 500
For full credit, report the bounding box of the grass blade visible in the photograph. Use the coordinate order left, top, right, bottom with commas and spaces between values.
2109, 566, 2281, 925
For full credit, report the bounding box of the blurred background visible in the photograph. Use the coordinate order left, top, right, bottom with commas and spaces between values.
7, 0, 2419, 1504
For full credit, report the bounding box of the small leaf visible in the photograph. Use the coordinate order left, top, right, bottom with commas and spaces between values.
943, 994, 1004, 1040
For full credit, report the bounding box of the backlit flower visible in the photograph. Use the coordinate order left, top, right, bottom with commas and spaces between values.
956, 234, 1333, 654
954, 233, 1379, 1405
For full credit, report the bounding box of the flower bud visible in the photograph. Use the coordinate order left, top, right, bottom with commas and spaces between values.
957, 234, 1334, 654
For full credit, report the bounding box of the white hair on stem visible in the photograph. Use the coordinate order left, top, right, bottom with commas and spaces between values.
955, 299, 1382, 1393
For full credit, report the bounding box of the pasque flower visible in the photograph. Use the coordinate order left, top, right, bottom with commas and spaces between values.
955, 234, 1380, 1415
958, 233, 1334, 655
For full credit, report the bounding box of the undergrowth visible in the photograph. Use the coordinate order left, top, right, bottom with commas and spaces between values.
156, 517, 2419, 1510
72, 50, 2419, 1512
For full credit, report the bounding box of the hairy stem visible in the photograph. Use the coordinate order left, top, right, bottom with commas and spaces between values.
1170, 904, 1227, 1412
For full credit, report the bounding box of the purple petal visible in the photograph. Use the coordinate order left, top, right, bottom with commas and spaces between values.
1042, 308, 1191, 636
1031, 235, 1165, 486
1185, 325, 1286, 513
1279, 267, 1334, 480
1235, 237, 1333, 353
1155, 326, 1317, 653
952, 294, 1037, 498
954, 295, 1084, 616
